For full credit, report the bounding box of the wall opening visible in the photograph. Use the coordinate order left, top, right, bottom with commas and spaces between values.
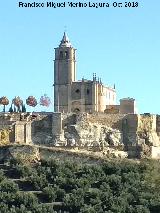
59, 51, 63, 59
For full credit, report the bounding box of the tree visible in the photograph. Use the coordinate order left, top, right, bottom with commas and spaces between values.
0, 169, 5, 182
42, 186, 57, 202
0, 203, 10, 213
15, 192, 38, 208
80, 205, 97, 213
14, 106, 16, 112
56, 187, 65, 201
64, 188, 85, 212
0, 179, 19, 193
28, 174, 48, 190
21, 104, 26, 112
26, 96, 37, 108
0, 96, 9, 112
32, 204, 56, 213
14, 164, 34, 178
9, 104, 13, 113
12, 96, 23, 112
39, 94, 51, 107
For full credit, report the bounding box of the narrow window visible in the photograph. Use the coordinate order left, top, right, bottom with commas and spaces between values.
59, 51, 63, 59
65, 51, 69, 59
87, 89, 90, 95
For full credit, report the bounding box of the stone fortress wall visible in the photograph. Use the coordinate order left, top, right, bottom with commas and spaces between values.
1, 112, 160, 159
0, 114, 31, 144
51, 112, 160, 159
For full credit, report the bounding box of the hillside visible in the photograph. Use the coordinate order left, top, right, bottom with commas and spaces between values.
0, 153, 160, 213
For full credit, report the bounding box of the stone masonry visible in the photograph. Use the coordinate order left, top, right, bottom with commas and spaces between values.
1, 112, 160, 159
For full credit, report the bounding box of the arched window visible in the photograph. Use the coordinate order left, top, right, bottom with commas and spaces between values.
87, 89, 90, 95
59, 51, 63, 59
75, 89, 80, 93
65, 51, 69, 59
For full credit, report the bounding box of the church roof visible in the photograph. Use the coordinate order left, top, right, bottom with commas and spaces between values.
59, 32, 72, 47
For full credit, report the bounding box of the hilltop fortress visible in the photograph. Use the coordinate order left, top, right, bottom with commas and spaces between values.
0, 33, 160, 160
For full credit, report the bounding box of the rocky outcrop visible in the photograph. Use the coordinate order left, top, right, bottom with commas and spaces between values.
137, 115, 160, 146
0, 128, 11, 145
61, 114, 123, 149
1, 112, 160, 159
0, 145, 40, 163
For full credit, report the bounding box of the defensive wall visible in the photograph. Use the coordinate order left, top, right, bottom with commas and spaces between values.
1, 112, 160, 159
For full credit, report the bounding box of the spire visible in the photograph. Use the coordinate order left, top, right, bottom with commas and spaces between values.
59, 32, 72, 47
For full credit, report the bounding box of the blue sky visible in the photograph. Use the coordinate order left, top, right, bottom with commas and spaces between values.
0, 0, 160, 113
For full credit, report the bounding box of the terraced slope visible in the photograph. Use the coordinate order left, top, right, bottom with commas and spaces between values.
0, 157, 160, 213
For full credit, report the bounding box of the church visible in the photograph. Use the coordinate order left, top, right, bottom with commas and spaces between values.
53, 32, 117, 113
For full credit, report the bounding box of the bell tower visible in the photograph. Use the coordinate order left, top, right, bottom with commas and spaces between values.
54, 32, 76, 112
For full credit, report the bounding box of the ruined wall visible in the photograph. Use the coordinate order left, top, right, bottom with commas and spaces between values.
52, 113, 62, 135
51, 112, 160, 159
0, 113, 53, 146
156, 115, 160, 134
14, 123, 24, 143
87, 113, 126, 130
0, 117, 15, 144
150, 146, 160, 159
62, 113, 77, 128
122, 114, 139, 145
1, 112, 160, 159
137, 114, 160, 147
31, 114, 53, 145
14, 122, 32, 144
52, 112, 124, 149
0, 120, 32, 145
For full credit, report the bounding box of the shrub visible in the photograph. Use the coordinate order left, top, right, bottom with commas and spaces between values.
0, 179, 19, 193
28, 174, 48, 190
42, 186, 57, 202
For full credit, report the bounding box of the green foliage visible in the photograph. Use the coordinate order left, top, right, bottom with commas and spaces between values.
42, 186, 57, 202
27, 173, 48, 190
0, 169, 5, 182
64, 188, 85, 212
9, 157, 23, 166
0, 158, 160, 212
55, 187, 65, 201
21, 104, 26, 112
32, 204, 57, 213
9, 104, 13, 113
0, 179, 19, 193
14, 164, 34, 178
15, 192, 38, 208
143, 159, 160, 190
